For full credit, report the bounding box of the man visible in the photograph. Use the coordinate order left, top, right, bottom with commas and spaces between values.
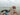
8, 6, 18, 15
1, 10, 8, 15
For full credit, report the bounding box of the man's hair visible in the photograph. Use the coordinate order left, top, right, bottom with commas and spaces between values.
1, 10, 4, 12
1, 10, 8, 12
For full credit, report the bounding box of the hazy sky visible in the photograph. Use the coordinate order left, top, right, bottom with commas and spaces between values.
0, 0, 16, 7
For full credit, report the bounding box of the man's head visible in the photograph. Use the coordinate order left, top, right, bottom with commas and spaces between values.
12, 6, 16, 14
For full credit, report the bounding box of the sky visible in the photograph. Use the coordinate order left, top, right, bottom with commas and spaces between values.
0, 0, 16, 7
